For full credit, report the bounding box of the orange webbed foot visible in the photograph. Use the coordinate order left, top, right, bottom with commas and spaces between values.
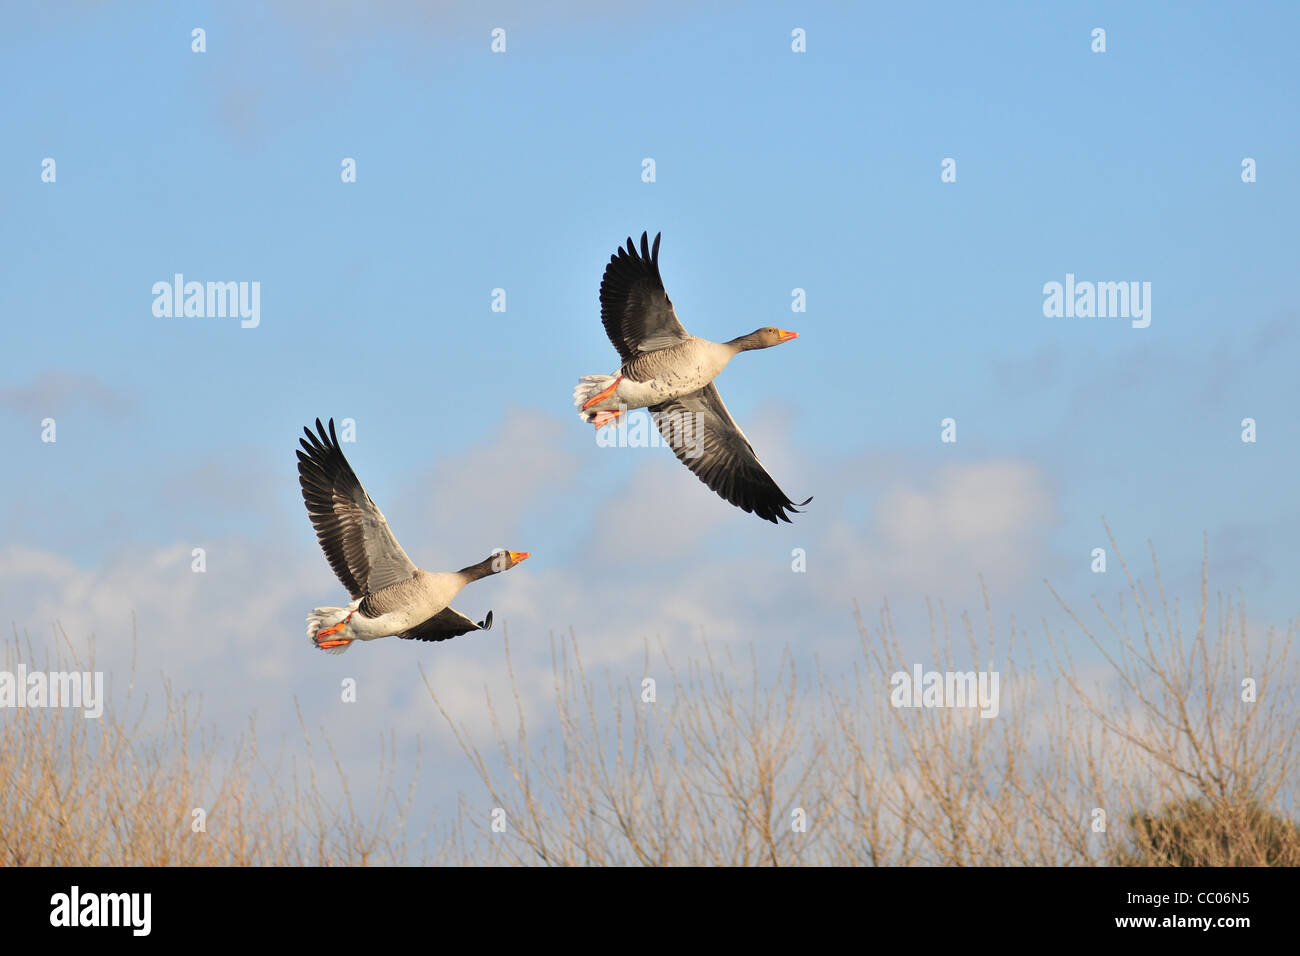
314, 608, 356, 645
582, 376, 623, 410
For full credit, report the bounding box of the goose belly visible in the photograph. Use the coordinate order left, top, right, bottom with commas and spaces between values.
615, 370, 713, 409
352, 605, 442, 640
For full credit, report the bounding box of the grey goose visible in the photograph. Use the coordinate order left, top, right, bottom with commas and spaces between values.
297, 418, 528, 653
574, 232, 812, 523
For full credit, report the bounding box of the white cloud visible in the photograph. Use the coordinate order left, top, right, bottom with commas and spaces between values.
816, 459, 1058, 609
0, 370, 132, 419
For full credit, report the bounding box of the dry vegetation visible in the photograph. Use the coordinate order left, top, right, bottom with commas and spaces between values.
0, 622, 430, 865
3, 532, 1296, 866
432, 531, 1299, 866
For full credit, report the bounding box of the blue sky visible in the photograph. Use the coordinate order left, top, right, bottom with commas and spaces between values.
2, 0, 1297, 837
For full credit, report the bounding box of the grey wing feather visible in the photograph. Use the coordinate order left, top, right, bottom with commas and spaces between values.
297, 418, 418, 598
599, 231, 691, 361
398, 608, 492, 643
358, 574, 429, 618
650, 385, 812, 524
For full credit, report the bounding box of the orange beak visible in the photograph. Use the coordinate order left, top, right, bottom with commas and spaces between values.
508, 551, 530, 564
777, 329, 799, 343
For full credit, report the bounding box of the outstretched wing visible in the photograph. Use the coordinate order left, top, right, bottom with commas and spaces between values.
650, 384, 812, 524
296, 418, 418, 599
398, 608, 493, 643
599, 231, 691, 361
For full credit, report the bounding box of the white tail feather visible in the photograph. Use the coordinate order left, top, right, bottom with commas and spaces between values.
306, 604, 356, 655
574, 374, 617, 423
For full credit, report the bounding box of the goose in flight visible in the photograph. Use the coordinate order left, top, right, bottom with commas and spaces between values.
574, 232, 812, 523
296, 418, 529, 654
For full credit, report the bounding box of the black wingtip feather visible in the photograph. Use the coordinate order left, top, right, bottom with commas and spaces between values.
776, 496, 813, 523
301, 418, 340, 455
296, 416, 374, 599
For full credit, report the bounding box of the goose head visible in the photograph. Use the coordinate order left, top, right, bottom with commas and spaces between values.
459, 550, 530, 581
731, 327, 799, 351
489, 549, 530, 574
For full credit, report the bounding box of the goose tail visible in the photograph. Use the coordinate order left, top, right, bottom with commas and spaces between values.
573, 374, 620, 423
306, 603, 359, 654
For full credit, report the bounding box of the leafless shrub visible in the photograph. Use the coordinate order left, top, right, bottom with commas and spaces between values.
435, 532, 1298, 866
6, 532, 1293, 867
0, 621, 434, 865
